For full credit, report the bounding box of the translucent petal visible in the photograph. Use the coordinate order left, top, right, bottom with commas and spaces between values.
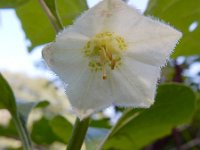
70, 0, 109, 37
111, 57, 160, 107
70, 0, 141, 37
124, 18, 182, 67
97, 0, 144, 35
67, 70, 114, 120
42, 32, 89, 86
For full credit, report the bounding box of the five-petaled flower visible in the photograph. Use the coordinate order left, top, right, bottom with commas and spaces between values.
42, 0, 182, 120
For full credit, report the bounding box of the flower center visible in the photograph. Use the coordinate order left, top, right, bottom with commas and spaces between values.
83, 32, 127, 80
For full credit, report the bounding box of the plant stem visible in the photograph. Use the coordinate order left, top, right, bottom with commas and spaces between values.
13, 113, 32, 150
39, 0, 63, 32
67, 117, 90, 150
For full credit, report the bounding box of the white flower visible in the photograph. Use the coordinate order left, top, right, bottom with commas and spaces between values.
42, 0, 182, 120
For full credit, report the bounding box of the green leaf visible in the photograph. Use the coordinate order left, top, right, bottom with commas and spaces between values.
43, 0, 55, 11
0, 119, 18, 138
35, 100, 50, 108
0, 75, 33, 149
40, 0, 63, 32
16, 0, 88, 51
145, 0, 200, 57
49, 115, 73, 144
191, 92, 200, 128
0, 0, 30, 8
31, 117, 60, 145
0, 100, 4, 109
90, 118, 111, 129
43, 0, 57, 18
0, 73, 17, 115
102, 84, 196, 150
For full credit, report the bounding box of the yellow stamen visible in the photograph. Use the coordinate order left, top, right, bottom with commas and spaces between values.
83, 32, 127, 80
102, 65, 107, 80
105, 48, 113, 61
111, 59, 116, 70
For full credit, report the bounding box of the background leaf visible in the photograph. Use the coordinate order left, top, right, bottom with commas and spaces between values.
43, 0, 58, 19
145, 0, 200, 57
31, 117, 60, 145
90, 118, 111, 129
0, 119, 18, 138
15, 0, 88, 51
102, 84, 196, 150
49, 115, 73, 144
0, 0, 30, 8
191, 92, 200, 128
0, 74, 17, 115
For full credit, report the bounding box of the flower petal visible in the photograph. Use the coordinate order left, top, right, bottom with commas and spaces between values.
42, 32, 89, 86
70, 0, 109, 37
124, 18, 182, 67
67, 70, 114, 120
111, 57, 160, 107
96, 0, 144, 35
70, 0, 141, 37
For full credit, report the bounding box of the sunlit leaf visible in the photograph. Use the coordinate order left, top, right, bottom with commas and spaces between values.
16, 0, 88, 51
0, 0, 29, 8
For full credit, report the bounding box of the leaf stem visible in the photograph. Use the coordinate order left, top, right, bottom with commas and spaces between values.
67, 117, 90, 150
39, 0, 63, 32
13, 113, 32, 150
